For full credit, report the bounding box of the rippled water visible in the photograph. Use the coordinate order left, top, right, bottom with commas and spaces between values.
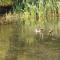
0, 24, 60, 60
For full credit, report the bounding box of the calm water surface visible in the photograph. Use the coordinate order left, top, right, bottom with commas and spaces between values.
0, 24, 60, 60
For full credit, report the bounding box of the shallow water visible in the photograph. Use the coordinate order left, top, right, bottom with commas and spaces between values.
0, 24, 60, 60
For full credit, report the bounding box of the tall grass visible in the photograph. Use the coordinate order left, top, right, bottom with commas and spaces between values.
3, 0, 60, 39
0, 0, 12, 6
12, 0, 60, 36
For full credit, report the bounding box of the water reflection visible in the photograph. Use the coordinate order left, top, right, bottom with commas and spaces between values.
0, 23, 60, 60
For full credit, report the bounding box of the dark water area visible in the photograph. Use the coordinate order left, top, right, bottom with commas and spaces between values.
0, 24, 60, 60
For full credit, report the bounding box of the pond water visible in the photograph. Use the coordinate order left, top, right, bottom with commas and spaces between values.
0, 24, 60, 60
